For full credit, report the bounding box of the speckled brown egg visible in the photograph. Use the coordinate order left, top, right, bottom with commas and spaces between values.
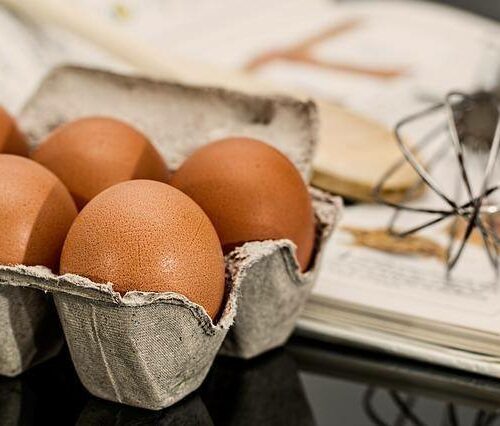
60, 180, 225, 320
0, 107, 29, 156
0, 155, 78, 271
31, 117, 170, 209
170, 137, 315, 271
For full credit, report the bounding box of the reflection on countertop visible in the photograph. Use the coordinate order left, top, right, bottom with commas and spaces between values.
202, 349, 315, 426
1, 338, 499, 425
290, 336, 500, 425
77, 394, 213, 425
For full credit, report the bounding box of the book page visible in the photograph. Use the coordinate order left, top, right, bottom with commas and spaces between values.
3, 0, 499, 119
313, 200, 500, 336
0, 7, 124, 112
76, 0, 500, 125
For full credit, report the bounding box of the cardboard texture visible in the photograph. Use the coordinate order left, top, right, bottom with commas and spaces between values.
221, 189, 341, 358
20, 66, 317, 180
0, 66, 341, 409
0, 265, 238, 410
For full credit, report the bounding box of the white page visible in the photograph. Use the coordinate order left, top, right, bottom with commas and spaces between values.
74, 0, 500, 125
3, 0, 500, 116
313, 203, 500, 336
0, 7, 124, 112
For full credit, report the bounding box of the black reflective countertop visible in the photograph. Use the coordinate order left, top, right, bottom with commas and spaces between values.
2, 336, 500, 425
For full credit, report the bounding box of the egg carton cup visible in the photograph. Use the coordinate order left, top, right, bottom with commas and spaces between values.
0, 265, 239, 410
221, 188, 342, 359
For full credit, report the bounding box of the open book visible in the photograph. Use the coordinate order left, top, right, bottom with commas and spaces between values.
298, 201, 500, 378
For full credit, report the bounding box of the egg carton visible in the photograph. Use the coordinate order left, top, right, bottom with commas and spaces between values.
221, 188, 341, 358
0, 65, 342, 409
0, 266, 239, 410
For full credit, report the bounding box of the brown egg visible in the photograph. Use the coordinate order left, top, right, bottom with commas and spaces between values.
170, 137, 315, 271
60, 180, 225, 320
0, 155, 78, 271
0, 106, 29, 156
31, 117, 170, 209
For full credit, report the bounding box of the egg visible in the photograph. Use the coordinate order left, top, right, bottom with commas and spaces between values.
60, 180, 225, 320
0, 106, 29, 156
0, 155, 78, 271
31, 117, 170, 209
170, 137, 315, 271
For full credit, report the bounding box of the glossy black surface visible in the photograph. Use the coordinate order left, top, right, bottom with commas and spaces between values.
1, 337, 500, 425
427, 0, 500, 21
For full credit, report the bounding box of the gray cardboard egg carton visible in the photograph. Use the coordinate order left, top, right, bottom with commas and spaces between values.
0, 66, 342, 409
0, 265, 239, 410
221, 188, 341, 359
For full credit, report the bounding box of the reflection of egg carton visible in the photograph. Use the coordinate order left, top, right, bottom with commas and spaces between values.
203, 347, 315, 425
0, 379, 22, 423
78, 394, 212, 424
0, 65, 342, 409
0, 286, 62, 377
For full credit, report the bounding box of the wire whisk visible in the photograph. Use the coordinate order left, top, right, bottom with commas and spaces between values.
374, 91, 500, 274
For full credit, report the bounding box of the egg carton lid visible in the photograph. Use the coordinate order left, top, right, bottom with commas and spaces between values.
20, 65, 318, 182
